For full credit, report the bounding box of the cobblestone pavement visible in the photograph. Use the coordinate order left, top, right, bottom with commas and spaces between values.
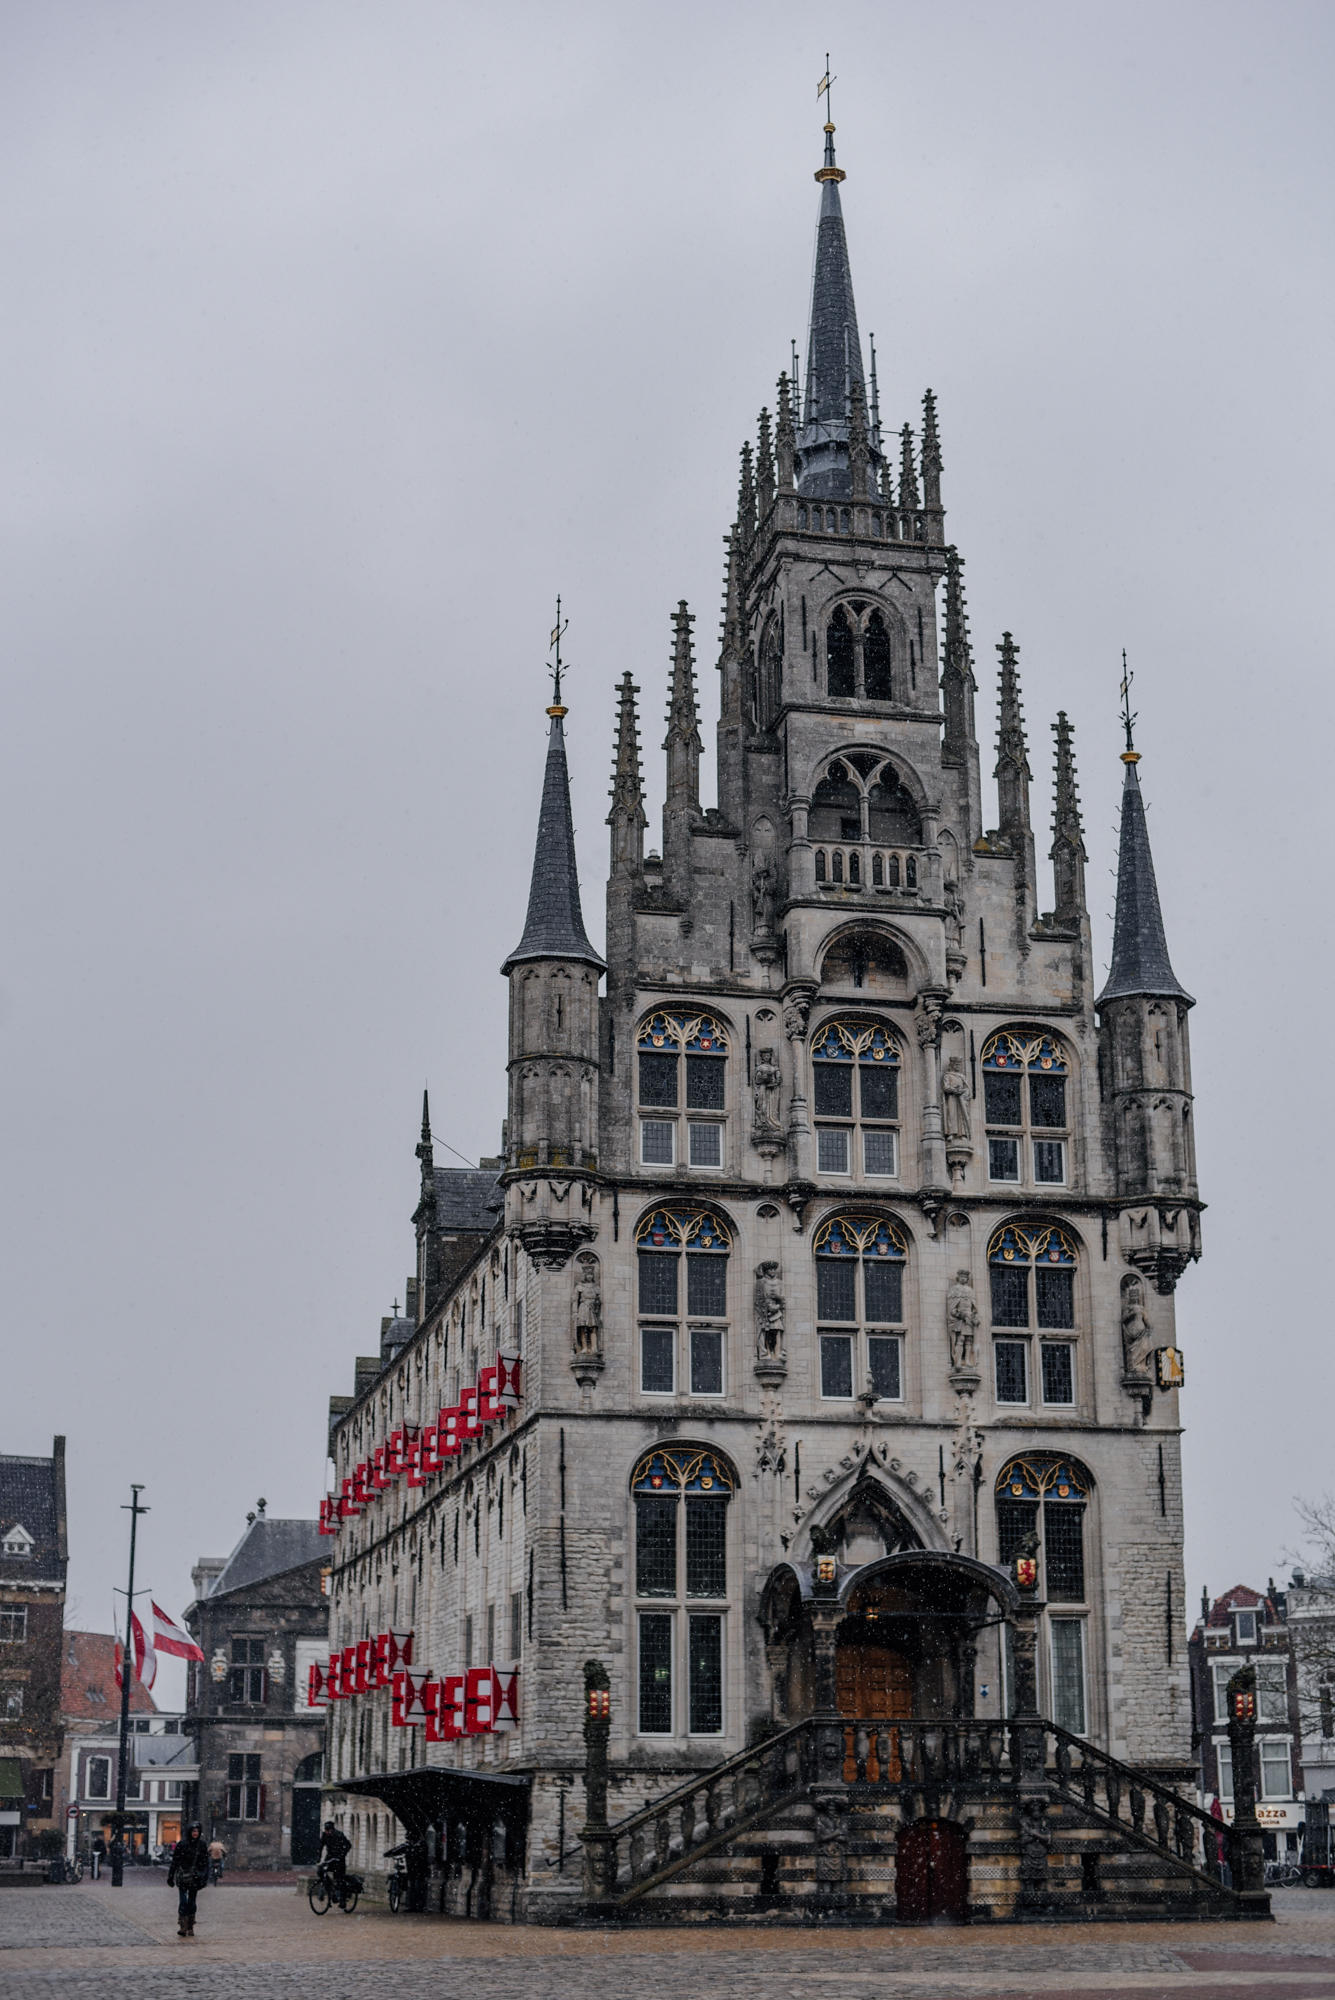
2, 1883, 1335, 1999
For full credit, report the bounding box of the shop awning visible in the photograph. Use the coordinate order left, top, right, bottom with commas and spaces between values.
335, 1766, 529, 1839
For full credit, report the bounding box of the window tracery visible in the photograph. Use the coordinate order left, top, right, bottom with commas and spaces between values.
637, 1011, 729, 1170
988, 1223, 1078, 1407
635, 1208, 732, 1398
982, 1029, 1070, 1187
814, 1211, 908, 1401
995, 1454, 1092, 1732
631, 1446, 735, 1737
811, 1017, 902, 1178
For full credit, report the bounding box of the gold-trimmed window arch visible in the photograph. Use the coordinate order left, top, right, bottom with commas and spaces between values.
635, 1207, 732, 1399
811, 1015, 903, 1179
988, 1221, 1080, 1409
995, 1454, 1093, 1734
631, 1444, 737, 1738
637, 1009, 730, 1172
813, 1210, 909, 1402
982, 1027, 1071, 1188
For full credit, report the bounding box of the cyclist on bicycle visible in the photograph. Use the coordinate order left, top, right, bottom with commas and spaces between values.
318, 1820, 352, 1902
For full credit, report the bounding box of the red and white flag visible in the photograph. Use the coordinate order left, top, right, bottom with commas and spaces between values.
114, 1610, 158, 1691
150, 1602, 204, 1664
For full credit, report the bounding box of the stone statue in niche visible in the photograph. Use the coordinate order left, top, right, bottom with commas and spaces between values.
572, 1256, 602, 1355
751, 858, 775, 934
940, 1056, 972, 1141
754, 1262, 785, 1359
944, 877, 966, 949
946, 1270, 980, 1373
1121, 1272, 1153, 1380
752, 1045, 783, 1138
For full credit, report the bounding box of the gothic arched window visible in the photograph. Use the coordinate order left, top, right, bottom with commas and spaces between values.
637, 1011, 729, 1170
982, 1029, 1070, 1187
632, 1445, 736, 1736
988, 1222, 1078, 1408
867, 768, 922, 847
814, 1211, 908, 1401
826, 607, 855, 697
810, 760, 861, 843
864, 610, 893, 700
811, 1017, 901, 1178
635, 1207, 731, 1398
995, 1454, 1091, 1732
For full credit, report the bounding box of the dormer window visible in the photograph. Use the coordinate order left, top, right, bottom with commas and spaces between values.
1, 1525, 33, 1559
1234, 1608, 1258, 1645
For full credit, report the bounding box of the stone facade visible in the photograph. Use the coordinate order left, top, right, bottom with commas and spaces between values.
183, 1514, 328, 1868
0, 1437, 67, 1858
320, 118, 1202, 1919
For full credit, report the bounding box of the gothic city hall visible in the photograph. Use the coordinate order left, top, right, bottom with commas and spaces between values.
318, 120, 1226, 1925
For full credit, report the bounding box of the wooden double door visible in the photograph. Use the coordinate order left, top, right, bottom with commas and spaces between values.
836, 1636, 911, 1782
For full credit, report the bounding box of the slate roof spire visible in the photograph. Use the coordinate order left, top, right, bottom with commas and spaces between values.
798, 116, 874, 499
1096, 670, 1191, 1007
502, 623, 604, 976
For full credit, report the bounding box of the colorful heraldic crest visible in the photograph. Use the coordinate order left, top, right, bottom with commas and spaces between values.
995, 1455, 1091, 1504
980, 1029, 1068, 1075
637, 1011, 730, 1055
988, 1222, 1077, 1268
810, 1018, 901, 1066
634, 1207, 732, 1253
813, 1213, 908, 1260
631, 1446, 736, 1496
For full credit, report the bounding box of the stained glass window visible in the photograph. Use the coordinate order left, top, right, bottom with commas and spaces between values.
995, 1456, 1091, 1613
635, 1209, 731, 1399
814, 1212, 908, 1401
982, 1030, 1070, 1186
631, 1447, 734, 1738
637, 1013, 729, 1169
812, 1018, 901, 1181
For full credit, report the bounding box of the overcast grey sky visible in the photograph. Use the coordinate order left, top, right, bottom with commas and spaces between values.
3, 1, 1331, 1703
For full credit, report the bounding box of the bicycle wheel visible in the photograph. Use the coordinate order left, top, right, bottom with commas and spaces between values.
341, 1884, 360, 1914
308, 1877, 331, 1914
387, 1876, 402, 1914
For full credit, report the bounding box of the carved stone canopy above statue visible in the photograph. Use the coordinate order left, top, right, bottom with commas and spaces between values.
819, 927, 909, 998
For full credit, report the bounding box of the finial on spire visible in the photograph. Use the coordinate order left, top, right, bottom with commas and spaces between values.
898, 424, 920, 510
940, 546, 977, 765
737, 439, 756, 546
921, 388, 942, 512
419, 1087, 431, 1145
868, 334, 882, 448
1119, 650, 1139, 762
548, 596, 569, 716
756, 407, 775, 517
790, 340, 802, 427
1049, 711, 1088, 921
815, 56, 846, 183
994, 631, 1033, 839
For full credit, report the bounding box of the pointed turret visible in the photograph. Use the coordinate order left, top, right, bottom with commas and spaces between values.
940, 545, 977, 766
1097, 688, 1199, 1282
993, 632, 1032, 841
502, 687, 604, 975
848, 379, 871, 499
1048, 711, 1088, 924
737, 441, 756, 549
756, 408, 775, 519
775, 373, 796, 492
1097, 736, 1191, 1007
412, 1087, 440, 1318
607, 671, 646, 877
898, 424, 920, 511
797, 121, 877, 499
921, 389, 942, 510
663, 601, 702, 904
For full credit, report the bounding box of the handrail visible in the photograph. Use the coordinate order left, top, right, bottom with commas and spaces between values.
603, 1718, 811, 1843
1044, 1720, 1236, 1890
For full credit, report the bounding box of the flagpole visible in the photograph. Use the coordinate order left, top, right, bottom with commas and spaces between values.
111, 1485, 148, 1889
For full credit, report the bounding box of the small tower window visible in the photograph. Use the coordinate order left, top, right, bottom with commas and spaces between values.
811, 1017, 901, 1180
988, 1222, 1079, 1408
637, 1012, 729, 1170
635, 1207, 731, 1400
826, 608, 855, 697
982, 1030, 1070, 1186
814, 1212, 908, 1401
632, 1444, 735, 1736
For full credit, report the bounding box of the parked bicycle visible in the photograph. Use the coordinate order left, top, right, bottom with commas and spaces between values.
385, 1846, 410, 1914
1265, 1858, 1302, 1886
308, 1861, 362, 1914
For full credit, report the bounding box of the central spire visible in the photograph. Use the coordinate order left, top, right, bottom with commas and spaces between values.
798, 110, 873, 500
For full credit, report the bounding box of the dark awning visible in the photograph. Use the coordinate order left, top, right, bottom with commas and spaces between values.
334, 1766, 530, 1839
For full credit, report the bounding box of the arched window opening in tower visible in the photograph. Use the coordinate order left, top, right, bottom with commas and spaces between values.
864, 610, 893, 700
814, 1212, 908, 1402
810, 760, 861, 842
637, 1012, 729, 1170
867, 769, 922, 847
635, 1208, 731, 1399
982, 1029, 1070, 1187
826, 608, 855, 697
988, 1222, 1078, 1409
811, 1017, 901, 1180
820, 929, 909, 996
631, 1445, 735, 1737
995, 1454, 1091, 1732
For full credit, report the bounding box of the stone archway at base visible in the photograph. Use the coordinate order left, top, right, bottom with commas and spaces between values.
896, 1816, 968, 1924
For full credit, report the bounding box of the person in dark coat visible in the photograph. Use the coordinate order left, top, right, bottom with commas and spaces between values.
319, 1820, 352, 1902
167, 1822, 209, 1938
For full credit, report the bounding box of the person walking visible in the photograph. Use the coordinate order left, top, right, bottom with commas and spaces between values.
207, 1835, 227, 1885
318, 1820, 352, 1905
167, 1822, 210, 1939
90, 1834, 105, 1882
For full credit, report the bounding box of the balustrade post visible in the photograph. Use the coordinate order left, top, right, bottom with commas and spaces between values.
580, 1658, 615, 1907
1008, 1581, 1053, 1919
1225, 1666, 1272, 1919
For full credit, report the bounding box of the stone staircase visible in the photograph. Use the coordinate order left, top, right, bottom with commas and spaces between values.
576, 1716, 1264, 1924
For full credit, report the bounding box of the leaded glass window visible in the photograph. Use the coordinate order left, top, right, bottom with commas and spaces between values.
814, 1211, 908, 1403
995, 1455, 1092, 1687
635, 1208, 731, 1398
632, 1446, 735, 1738
1050, 1619, 1087, 1734
988, 1224, 1080, 1407
636, 1011, 729, 1170
982, 1029, 1070, 1186
811, 1018, 901, 1180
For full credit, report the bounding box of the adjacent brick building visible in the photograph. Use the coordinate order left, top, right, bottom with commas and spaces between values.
183, 1510, 328, 1868
1189, 1583, 1302, 1859
0, 1437, 68, 1858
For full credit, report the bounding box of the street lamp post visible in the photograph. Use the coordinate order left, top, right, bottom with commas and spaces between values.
110, 1485, 148, 1889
